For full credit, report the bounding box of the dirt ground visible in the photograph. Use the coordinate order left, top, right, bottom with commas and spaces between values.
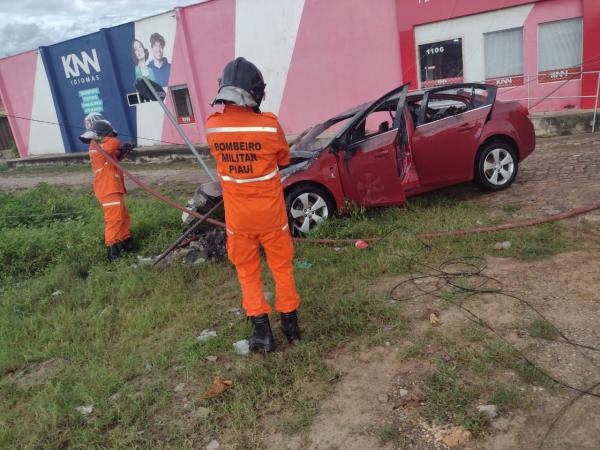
0, 165, 211, 191
4, 134, 600, 449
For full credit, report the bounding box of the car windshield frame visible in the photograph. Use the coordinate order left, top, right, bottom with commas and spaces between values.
289, 104, 368, 153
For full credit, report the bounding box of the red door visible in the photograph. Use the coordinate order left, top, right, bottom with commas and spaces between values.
337, 85, 409, 207
339, 131, 406, 207
411, 85, 495, 187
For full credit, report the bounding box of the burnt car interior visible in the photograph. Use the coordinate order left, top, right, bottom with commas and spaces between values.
349, 99, 400, 143
408, 85, 495, 127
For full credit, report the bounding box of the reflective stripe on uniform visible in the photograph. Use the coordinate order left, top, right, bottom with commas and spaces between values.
89, 149, 98, 153
94, 168, 103, 174
282, 224, 289, 231
102, 201, 121, 207
219, 168, 279, 184
206, 126, 277, 134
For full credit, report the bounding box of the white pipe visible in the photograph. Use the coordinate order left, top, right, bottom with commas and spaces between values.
141, 77, 216, 182
593, 72, 600, 134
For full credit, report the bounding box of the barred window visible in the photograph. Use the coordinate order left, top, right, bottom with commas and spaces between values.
171, 85, 195, 123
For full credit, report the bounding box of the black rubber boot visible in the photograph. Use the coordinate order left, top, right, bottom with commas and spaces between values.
107, 244, 121, 262
120, 237, 137, 253
248, 314, 276, 353
281, 310, 301, 344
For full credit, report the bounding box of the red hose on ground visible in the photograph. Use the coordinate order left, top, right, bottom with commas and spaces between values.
417, 205, 600, 239
91, 141, 226, 228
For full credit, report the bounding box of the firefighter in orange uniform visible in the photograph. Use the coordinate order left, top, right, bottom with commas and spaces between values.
205, 57, 301, 352
80, 118, 134, 262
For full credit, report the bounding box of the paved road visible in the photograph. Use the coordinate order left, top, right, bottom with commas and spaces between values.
483, 133, 600, 218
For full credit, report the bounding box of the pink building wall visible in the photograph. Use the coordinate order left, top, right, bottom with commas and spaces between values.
0, 51, 38, 157
279, 0, 402, 132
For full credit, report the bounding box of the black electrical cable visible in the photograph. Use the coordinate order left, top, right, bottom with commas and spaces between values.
538, 380, 600, 450
379, 233, 600, 448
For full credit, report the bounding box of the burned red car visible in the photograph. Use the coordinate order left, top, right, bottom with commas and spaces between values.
281, 83, 535, 235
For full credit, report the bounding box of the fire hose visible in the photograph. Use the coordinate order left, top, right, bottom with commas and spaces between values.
417, 205, 600, 239
91, 141, 226, 228
91, 141, 600, 246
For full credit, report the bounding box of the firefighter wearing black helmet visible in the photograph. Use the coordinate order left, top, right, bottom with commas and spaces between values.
205, 57, 301, 352
80, 120, 135, 262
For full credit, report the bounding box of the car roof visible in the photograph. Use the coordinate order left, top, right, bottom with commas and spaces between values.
408, 82, 495, 98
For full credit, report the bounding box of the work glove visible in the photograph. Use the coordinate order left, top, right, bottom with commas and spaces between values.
117, 142, 137, 161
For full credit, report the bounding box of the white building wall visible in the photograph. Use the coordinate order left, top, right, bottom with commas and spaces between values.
29, 53, 64, 155
235, 0, 306, 115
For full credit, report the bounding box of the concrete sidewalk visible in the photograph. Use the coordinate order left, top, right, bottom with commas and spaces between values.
530, 109, 598, 137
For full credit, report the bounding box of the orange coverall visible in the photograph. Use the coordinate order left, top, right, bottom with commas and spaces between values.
205, 105, 300, 317
90, 137, 131, 246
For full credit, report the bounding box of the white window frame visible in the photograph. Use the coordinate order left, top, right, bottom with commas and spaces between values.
483, 27, 525, 80
537, 17, 583, 76
170, 84, 194, 119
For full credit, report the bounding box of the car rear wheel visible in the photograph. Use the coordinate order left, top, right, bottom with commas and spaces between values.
476, 142, 519, 191
285, 184, 335, 236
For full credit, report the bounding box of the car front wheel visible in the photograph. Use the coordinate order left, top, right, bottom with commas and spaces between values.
476, 143, 519, 191
285, 184, 335, 236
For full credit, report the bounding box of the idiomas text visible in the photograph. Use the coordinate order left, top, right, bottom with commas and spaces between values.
62, 49, 101, 86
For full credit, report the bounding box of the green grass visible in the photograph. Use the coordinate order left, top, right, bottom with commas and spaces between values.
0, 185, 579, 448
422, 360, 485, 433
375, 423, 409, 448
525, 318, 561, 340
501, 203, 521, 214
491, 385, 522, 410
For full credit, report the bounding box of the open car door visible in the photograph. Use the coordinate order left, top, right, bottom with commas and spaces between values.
333, 84, 410, 207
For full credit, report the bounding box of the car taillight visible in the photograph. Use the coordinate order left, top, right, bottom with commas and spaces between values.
519, 104, 529, 116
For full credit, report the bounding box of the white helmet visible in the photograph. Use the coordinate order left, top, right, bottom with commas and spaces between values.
84, 112, 109, 130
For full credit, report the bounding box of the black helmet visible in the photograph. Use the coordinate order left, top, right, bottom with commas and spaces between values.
213, 57, 266, 106
79, 119, 117, 143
